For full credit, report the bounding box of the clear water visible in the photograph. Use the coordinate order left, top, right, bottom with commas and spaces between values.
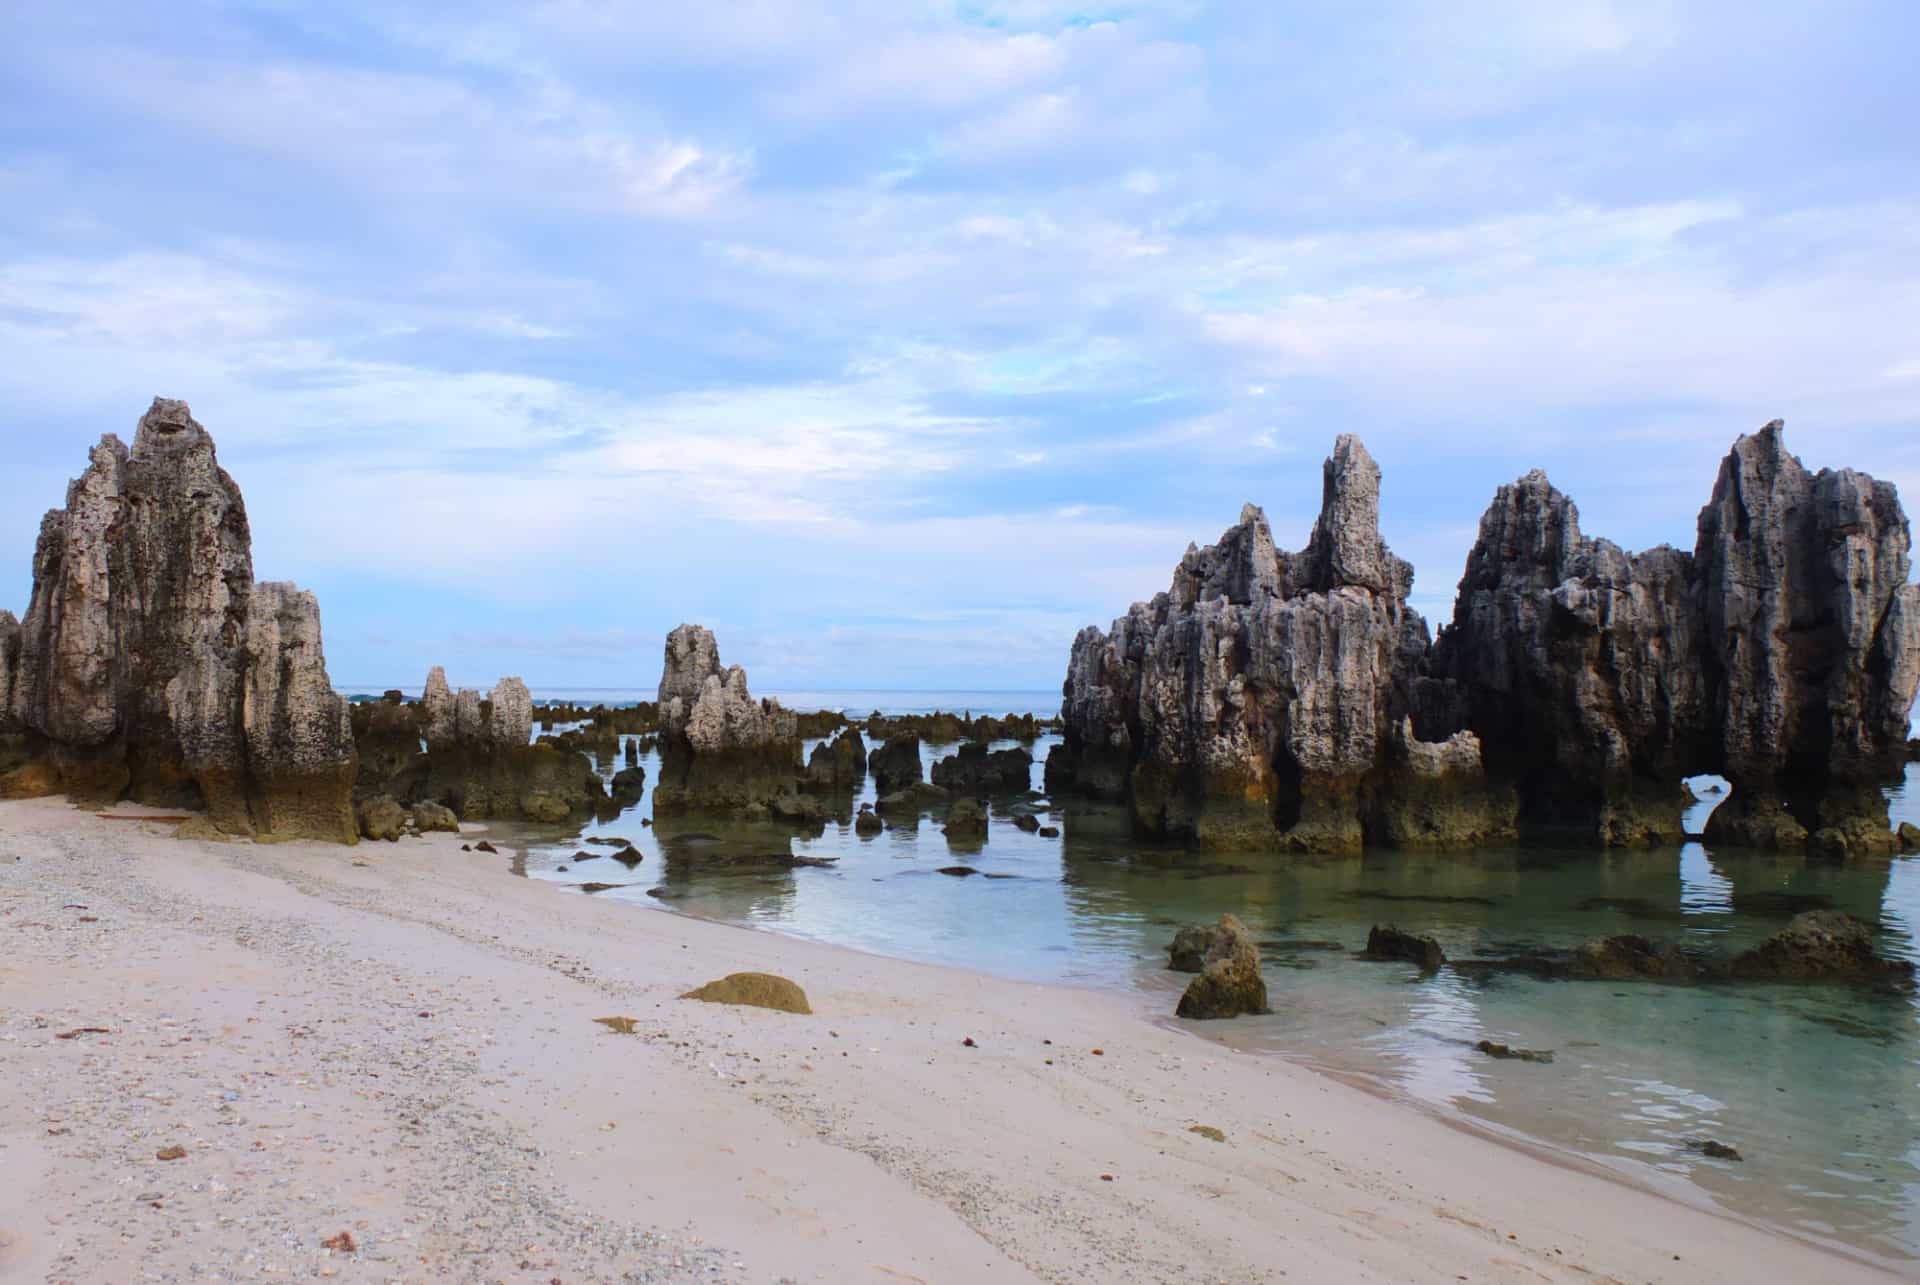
489, 707, 1920, 1266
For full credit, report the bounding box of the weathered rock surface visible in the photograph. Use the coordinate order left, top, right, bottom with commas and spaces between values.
410, 800, 459, 833
357, 796, 406, 842
804, 727, 867, 789
354, 671, 607, 824
1052, 423, 1920, 852
652, 625, 801, 816
930, 742, 1034, 795
867, 733, 923, 796
1050, 437, 1506, 853
1, 399, 357, 841
854, 806, 883, 836
1175, 914, 1270, 1019
1167, 923, 1220, 973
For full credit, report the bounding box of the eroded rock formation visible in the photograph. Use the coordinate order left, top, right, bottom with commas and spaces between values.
1052, 423, 1919, 853
1047, 436, 1512, 853
652, 624, 801, 815
355, 672, 607, 824
1, 399, 357, 841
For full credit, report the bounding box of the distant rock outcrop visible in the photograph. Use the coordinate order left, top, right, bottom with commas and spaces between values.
1051, 422, 1919, 853
930, 742, 1033, 796
355, 672, 607, 824
868, 733, 923, 795
0, 399, 357, 841
651, 625, 801, 815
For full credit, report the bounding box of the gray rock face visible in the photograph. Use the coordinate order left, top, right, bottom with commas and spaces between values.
1695, 424, 1920, 849
489, 677, 533, 748
1425, 469, 1705, 845
0, 610, 19, 734
2, 399, 357, 841
1049, 436, 1506, 853
422, 666, 456, 748
653, 625, 801, 815
1052, 422, 1918, 852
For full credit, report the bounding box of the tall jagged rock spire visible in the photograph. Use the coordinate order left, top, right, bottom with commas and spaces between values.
1052, 420, 1920, 853
1049, 434, 1513, 853
1, 397, 357, 841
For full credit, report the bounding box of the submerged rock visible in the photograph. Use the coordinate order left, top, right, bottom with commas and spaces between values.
1361, 925, 1446, 973
854, 806, 883, 837
680, 972, 812, 1015
943, 796, 988, 843
3, 399, 357, 840
1175, 914, 1269, 1019
1728, 910, 1914, 984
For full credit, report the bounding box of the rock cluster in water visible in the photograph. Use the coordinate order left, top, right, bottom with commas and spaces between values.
0, 399, 357, 841
353, 669, 608, 826
1050, 424, 1920, 854
652, 624, 804, 816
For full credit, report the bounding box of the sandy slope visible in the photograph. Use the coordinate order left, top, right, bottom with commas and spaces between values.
0, 797, 1902, 1284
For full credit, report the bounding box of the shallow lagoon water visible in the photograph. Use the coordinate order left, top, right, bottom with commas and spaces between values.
502, 705, 1920, 1265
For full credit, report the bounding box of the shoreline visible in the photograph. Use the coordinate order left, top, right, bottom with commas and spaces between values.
0, 797, 1908, 1283
624, 858, 1906, 1276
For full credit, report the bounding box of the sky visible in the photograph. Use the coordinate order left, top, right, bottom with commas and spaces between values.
2, 1, 1917, 693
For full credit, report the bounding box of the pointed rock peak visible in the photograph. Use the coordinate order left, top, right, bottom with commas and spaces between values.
1237, 502, 1266, 526
1303, 434, 1393, 594
132, 396, 214, 458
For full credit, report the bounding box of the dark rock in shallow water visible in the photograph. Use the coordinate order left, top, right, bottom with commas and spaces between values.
1474, 1040, 1554, 1063
935, 865, 979, 877
930, 742, 1033, 795
1341, 889, 1499, 908
1901, 822, 1920, 852
868, 733, 923, 796
1688, 1138, 1743, 1162
1176, 914, 1269, 1020
804, 727, 866, 789
854, 807, 883, 837
1729, 911, 1914, 985
943, 797, 989, 843
1012, 812, 1041, 833
610, 764, 647, 807
1038, 825, 1060, 838
1361, 925, 1446, 973
876, 781, 950, 813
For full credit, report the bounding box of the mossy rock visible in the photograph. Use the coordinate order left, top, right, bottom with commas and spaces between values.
679, 972, 812, 1015
356, 796, 407, 842
411, 801, 459, 833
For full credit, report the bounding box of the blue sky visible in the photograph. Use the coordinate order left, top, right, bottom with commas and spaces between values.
3, 2, 1916, 692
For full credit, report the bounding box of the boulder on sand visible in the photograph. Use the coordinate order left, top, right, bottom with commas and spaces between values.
680, 972, 812, 1015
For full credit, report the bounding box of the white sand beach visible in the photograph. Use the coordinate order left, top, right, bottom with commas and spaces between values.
0, 797, 1904, 1284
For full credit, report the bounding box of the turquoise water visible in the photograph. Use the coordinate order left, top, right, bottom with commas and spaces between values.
495, 714, 1920, 1266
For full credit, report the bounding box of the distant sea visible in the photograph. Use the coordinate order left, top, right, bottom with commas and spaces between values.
338, 686, 1062, 719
